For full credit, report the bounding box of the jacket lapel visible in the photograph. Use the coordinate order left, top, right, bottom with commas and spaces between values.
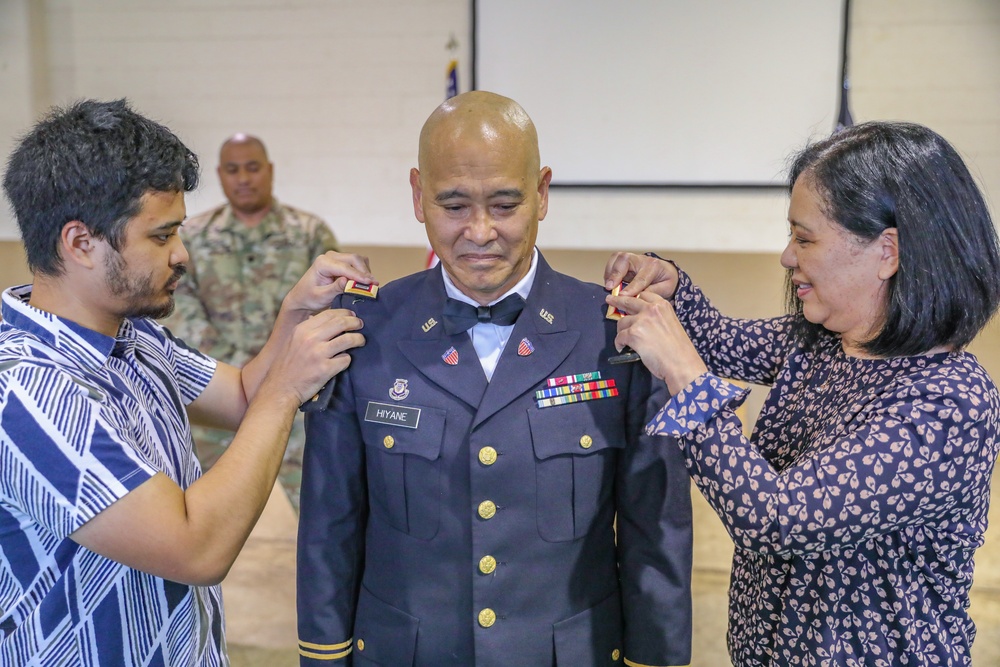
473, 256, 580, 429
397, 271, 489, 409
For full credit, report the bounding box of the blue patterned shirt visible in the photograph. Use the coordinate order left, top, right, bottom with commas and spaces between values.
648, 269, 1000, 666
0, 285, 226, 666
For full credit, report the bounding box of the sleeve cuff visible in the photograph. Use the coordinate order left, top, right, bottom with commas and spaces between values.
299, 638, 353, 661
624, 658, 691, 667
645, 373, 749, 437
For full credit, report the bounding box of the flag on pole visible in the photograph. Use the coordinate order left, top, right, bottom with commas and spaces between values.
835, 77, 853, 133
428, 38, 461, 269
834, 0, 854, 133
446, 59, 459, 100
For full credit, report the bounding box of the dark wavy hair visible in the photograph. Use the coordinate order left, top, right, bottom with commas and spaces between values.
786, 121, 1000, 356
2, 99, 199, 276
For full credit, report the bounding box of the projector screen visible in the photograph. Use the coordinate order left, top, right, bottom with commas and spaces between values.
473, 0, 847, 187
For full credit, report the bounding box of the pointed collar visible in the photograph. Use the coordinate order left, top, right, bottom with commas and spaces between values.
441, 247, 539, 307
520, 253, 569, 335
409, 251, 568, 340
1, 285, 138, 370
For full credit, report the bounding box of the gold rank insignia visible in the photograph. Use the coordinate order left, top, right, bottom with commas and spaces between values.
345, 280, 379, 298
605, 282, 627, 320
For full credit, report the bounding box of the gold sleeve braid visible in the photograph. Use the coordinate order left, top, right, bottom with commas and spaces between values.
298, 638, 352, 661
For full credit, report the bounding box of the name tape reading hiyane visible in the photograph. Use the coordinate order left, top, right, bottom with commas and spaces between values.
364, 401, 421, 428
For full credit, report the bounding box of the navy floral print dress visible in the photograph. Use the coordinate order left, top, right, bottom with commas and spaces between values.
647, 269, 1000, 666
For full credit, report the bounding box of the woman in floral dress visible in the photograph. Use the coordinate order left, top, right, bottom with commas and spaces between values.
605, 121, 1000, 666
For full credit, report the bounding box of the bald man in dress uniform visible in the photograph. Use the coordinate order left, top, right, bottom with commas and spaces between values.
296, 91, 693, 667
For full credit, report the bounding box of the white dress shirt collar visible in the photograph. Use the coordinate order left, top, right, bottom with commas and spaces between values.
440, 248, 538, 380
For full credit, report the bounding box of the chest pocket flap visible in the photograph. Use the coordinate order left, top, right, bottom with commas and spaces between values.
358, 399, 446, 461
527, 398, 627, 542
528, 398, 625, 459
358, 399, 447, 539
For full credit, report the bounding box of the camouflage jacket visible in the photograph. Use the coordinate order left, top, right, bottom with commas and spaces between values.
164, 200, 338, 367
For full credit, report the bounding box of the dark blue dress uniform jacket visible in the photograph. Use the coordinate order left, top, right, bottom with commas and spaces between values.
297, 255, 693, 666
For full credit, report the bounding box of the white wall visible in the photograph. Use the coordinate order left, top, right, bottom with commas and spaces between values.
0, 0, 36, 239
851, 0, 1000, 204
476, 0, 846, 186
2, 0, 475, 246
0, 0, 997, 254
553, 0, 1000, 255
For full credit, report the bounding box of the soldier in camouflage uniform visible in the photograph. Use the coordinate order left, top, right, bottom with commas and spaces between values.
164, 133, 338, 512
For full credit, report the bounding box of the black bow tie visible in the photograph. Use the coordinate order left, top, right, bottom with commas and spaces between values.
442, 294, 525, 335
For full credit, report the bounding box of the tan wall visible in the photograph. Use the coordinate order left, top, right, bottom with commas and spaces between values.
4, 223, 1000, 590
0, 241, 787, 322
337, 244, 788, 314
0, 242, 30, 289
303, 243, 1000, 388
4, 236, 996, 398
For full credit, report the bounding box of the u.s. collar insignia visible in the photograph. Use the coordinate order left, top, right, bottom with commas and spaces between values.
389, 378, 410, 401
539, 308, 555, 325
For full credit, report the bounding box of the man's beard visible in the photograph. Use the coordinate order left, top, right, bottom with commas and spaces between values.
105, 250, 186, 320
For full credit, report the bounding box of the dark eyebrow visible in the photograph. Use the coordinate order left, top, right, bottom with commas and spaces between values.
152, 221, 184, 233
434, 189, 468, 203
489, 189, 524, 199
433, 188, 525, 203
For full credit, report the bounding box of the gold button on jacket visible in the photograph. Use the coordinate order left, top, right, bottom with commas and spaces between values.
383, 435, 394, 449
479, 555, 497, 574
478, 446, 498, 465
478, 500, 496, 519
579, 434, 593, 448
478, 608, 496, 628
